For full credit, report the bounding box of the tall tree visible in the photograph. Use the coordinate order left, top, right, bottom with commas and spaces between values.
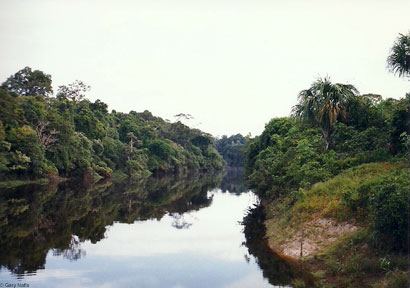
57, 80, 90, 104
387, 31, 410, 78
293, 77, 359, 150
1, 67, 53, 97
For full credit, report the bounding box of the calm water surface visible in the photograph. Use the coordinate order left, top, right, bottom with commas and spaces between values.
0, 169, 299, 288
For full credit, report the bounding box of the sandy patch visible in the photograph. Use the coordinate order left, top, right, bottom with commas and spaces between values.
267, 218, 358, 259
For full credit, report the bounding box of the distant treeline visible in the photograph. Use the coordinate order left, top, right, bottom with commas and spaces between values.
0, 67, 225, 181
215, 134, 247, 167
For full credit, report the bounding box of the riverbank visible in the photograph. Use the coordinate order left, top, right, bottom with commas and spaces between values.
0, 167, 222, 190
261, 162, 409, 287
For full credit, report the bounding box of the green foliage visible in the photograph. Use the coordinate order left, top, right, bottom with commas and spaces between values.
245, 74, 409, 264
57, 80, 90, 104
0, 67, 224, 180
0, 121, 10, 173
246, 91, 408, 200
192, 135, 212, 149
149, 139, 177, 160
215, 134, 246, 166
292, 77, 359, 149
387, 31, 410, 78
369, 170, 409, 250
339, 164, 409, 250
345, 94, 384, 131
7, 125, 45, 176
246, 118, 332, 198
262, 161, 409, 285
0, 88, 25, 129
244, 34, 410, 285
1, 66, 53, 97
390, 95, 410, 153
9, 150, 31, 172
314, 229, 408, 287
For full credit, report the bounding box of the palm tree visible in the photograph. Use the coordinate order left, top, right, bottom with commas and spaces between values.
387, 32, 410, 78
292, 77, 359, 150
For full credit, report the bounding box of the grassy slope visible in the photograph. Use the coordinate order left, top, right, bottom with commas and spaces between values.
263, 162, 409, 287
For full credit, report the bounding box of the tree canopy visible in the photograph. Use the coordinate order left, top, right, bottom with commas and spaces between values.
215, 134, 247, 167
292, 77, 359, 150
1, 66, 53, 97
0, 68, 224, 181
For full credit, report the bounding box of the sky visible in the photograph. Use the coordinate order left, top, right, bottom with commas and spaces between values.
0, 0, 409, 137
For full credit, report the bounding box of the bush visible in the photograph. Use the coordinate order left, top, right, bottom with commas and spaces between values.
369, 169, 409, 250
343, 181, 374, 215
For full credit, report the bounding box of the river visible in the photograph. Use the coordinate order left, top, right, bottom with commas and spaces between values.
0, 168, 308, 287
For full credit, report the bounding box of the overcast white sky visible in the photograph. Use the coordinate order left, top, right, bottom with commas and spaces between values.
1, 0, 409, 136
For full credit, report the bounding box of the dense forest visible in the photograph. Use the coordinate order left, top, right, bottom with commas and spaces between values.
244, 32, 410, 287
215, 134, 247, 167
0, 68, 225, 181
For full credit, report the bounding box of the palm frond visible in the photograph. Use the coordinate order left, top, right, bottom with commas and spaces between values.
387, 32, 410, 78
294, 77, 360, 148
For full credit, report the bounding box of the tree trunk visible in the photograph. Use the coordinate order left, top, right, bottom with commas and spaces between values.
322, 129, 330, 151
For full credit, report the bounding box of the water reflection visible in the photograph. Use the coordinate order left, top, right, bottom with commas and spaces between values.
219, 166, 248, 194
52, 236, 86, 261
0, 169, 313, 287
0, 172, 222, 278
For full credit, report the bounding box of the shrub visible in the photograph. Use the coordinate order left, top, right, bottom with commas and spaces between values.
369, 170, 409, 250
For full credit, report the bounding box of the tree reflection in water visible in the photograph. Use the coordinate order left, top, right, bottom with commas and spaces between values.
52, 236, 86, 261
0, 171, 222, 277
170, 213, 192, 229
219, 166, 248, 194
1, 169, 315, 287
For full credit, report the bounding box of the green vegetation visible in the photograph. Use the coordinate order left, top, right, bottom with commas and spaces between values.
0, 67, 224, 181
215, 133, 247, 166
245, 32, 409, 287
387, 32, 410, 78
308, 229, 408, 288
1, 31, 409, 287
260, 162, 409, 286
293, 77, 359, 150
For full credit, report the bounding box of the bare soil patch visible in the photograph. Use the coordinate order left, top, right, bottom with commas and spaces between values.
266, 217, 359, 259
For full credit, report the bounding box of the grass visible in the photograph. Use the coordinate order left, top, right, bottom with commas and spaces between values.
309, 229, 408, 287
293, 162, 406, 222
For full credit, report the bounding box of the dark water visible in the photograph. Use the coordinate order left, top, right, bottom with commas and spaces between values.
0, 168, 310, 288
